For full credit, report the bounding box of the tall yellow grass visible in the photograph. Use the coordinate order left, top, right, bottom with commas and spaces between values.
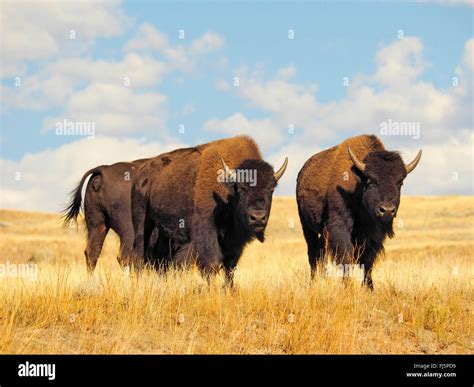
0, 196, 472, 354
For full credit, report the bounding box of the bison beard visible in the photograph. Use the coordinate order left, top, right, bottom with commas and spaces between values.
130, 136, 288, 286
296, 134, 421, 290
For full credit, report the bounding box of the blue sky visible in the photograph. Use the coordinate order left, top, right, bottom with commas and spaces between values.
1, 1, 473, 211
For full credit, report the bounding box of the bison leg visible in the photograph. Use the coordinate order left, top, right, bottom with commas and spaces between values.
192, 215, 224, 277
360, 248, 377, 291
301, 220, 322, 279
223, 266, 236, 288
118, 238, 133, 268
132, 217, 153, 272
173, 243, 195, 269
84, 222, 109, 274
326, 221, 354, 284
131, 189, 153, 272
198, 252, 222, 279
112, 222, 135, 269
223, 252, 241, 288
146, 227, 166, 271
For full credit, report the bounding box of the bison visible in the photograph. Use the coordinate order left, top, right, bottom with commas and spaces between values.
296, 134, 421, 289
131, 136, 288, 285
63, 159, 149, 272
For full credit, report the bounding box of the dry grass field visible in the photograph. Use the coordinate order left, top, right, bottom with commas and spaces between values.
0, 196, 472, 354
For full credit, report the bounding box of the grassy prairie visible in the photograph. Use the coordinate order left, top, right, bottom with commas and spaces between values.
0, 196, 472, 354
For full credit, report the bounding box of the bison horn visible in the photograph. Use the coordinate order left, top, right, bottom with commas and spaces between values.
274, 157, 288, 182
405, 150, 422, 174
221, 158, 237, 182
348, 147, 366, 173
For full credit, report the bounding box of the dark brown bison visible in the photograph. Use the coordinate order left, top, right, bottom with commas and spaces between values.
63, 159, 149, 272
131, 136, 288, 285
296, 134, 421, 289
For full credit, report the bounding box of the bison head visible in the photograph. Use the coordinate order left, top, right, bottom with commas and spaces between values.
220, 157, 288, 240
348, 148, 422, 226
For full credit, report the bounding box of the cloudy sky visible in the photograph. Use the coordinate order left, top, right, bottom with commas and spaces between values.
1, 0, 472, 212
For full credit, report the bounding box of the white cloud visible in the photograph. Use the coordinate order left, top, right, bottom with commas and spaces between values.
0, 0, 130, 77
236, 75, 320, 136
189, 32, 225, 55
204, 113, 284, 151
226, 37, 470, 146
0, 136, 185, 212
41, 83, 168, 136
276, 63, 296, 81
267, 142, 319, 196
124, 23, 225, 71
48, 54, 169, 89
398, 130, 473, 195
462, 38, 474, 71
2, 20, 227, 123
124, 23, 169, 52
2, 22, 226, 138
2, 54, 169, 112
373, 37, 425, 86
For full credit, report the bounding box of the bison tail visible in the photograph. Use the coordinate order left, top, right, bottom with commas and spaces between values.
61, 166, 102, 228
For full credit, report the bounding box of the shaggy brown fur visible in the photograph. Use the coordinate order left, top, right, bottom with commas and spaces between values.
131, 136, 287, 285
297, 135, 386, 231
297, 134, 421, 289
130, 145, 207, 268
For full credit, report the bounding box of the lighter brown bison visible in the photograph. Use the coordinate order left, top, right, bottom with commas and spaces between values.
296, 134, 421, 289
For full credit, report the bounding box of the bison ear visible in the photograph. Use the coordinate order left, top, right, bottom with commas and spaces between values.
255, 231, 265, 243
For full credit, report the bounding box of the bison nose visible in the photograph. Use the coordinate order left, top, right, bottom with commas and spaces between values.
249, 211, 267, 225
376, 204, 396, 218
